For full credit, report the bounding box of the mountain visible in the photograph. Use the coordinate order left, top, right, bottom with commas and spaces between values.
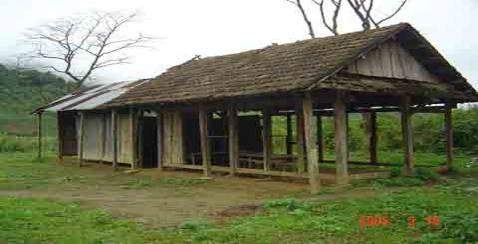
0, 64, 71, 136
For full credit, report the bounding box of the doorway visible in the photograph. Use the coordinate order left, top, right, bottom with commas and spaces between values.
141, 116, 158, 168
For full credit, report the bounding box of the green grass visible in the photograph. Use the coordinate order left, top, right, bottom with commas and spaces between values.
0, 152, 477, 243
0, 177, 476, 243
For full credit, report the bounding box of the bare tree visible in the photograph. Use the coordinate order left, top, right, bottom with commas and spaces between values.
286, 0, 408, 36
346, 0, 408, 30
312, 0, 343, 36
25, 11, 155, 88
286, 0, 316, 38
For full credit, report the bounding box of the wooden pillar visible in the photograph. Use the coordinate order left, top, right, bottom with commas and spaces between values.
303, 93, 320, 193
295, 104, 306, 173
262, 108, 272, 171
401, 96, 414, 175
57, 112, 64, 163
317, 115, 324, 162
228, 106, 239, 175
369, 112, 378, 164
156, 110, 163, 170
445, 103, 454, 168
130, 108, 137, 169
334, 92, 348, 185
37, 112, 43, 160
199, 105, 211, 177
286, 114, 293, 156
78, 112, 85, 167
112, 110, 118, 170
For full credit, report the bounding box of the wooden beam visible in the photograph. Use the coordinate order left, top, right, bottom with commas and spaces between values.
335, 92, 349, 185
286, 114, 293, 156
112, 110, 118, 170
156, 110, 164, 170
295, 104, 306, 173
445, 103, 454, 168
369, 112, 378, 164
37, 112, 43, 161
303, 93, 320, 193
227, 106, 239, 175
401, 96, 414, 175
78, 112, 85, 167
317, 115, 324, 162
262, 108, 272, 171
199, 105, 212, 177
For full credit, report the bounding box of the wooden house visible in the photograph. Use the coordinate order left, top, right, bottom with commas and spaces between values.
35, 23, 478, 193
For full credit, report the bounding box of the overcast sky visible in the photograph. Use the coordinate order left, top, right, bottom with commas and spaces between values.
1, 0, 477, 88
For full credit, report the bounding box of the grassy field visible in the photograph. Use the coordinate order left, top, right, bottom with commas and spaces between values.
0, 152, 477, 243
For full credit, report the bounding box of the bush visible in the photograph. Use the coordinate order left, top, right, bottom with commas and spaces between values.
414, 168, 440, 181
0, 132, 56, 153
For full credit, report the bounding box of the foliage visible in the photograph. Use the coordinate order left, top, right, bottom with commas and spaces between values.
0, 132, 56, 153
0, 64, 70, 136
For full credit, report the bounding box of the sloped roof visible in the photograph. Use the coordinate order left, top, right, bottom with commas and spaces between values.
34, 79, 150, 113
102, 23, 478, 107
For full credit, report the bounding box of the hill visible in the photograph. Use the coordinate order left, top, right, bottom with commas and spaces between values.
0, 64, 71, 136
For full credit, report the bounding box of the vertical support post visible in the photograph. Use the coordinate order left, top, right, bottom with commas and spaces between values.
295, 103, 306, 173
156, 110, 163, 170
262, 108, 272, 171
369, 112, 378, 164
57, 112, 64, 163
78, 112, 85, 167
317, 115, 324, 162
130, 108, 136, 169
335, 92, 348, 185
401, 96, 414, 175
199, 105, 211, 177
303, 93, 320, 193
37, 112, 43, 161
228, 106, 239, 175
445, 103, 454, 168
112, 110, 118, 170
286, 113, 293, 156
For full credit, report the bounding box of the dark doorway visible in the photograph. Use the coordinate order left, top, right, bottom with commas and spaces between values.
142, 116, 158, 168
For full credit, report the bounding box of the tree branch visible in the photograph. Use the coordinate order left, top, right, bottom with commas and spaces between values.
286, 0, 316, 38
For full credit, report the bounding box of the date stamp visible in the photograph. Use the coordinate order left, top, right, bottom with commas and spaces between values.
359, 215, 441, 229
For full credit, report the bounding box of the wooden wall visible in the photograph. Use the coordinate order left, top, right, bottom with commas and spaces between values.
73, 111, 135, 165
162, 110, 184, 165
346, 40, 441, 83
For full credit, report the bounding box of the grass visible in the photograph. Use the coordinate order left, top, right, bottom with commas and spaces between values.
0, 177, 476, 243
0, 151, 477, 243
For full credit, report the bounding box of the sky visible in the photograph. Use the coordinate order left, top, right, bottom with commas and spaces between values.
0, 0, 477, 89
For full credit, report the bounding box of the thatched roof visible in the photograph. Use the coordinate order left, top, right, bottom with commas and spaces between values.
102, 23, 477, 108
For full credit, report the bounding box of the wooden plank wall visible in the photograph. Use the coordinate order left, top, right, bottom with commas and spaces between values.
346, 40, 440, 83
162, 110, 184, 165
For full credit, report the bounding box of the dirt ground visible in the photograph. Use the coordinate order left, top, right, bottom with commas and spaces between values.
1, 159, 314, 227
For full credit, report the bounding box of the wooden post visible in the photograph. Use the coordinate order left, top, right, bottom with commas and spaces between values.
445, 103, 453, 168
262, 108, 272, 171
303, 93, 320, 193
295, 104, 306, 173
334, 92, 348, 185
401, 96, 414, 175
317, 115, 324, 162
78, 112, 85, 167
112, 110, 118, 170
228, 106, 239, 175
57, 112, 64, 163
156, 110, 163, 170
369, 112, 378, 164
286, 114, 293, 156
199, 105, 211, 177
37, 112, 43, 160
130, 108, 136, 169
